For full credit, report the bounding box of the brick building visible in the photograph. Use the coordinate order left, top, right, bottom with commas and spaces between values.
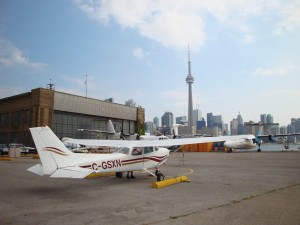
0, 88, 144, 146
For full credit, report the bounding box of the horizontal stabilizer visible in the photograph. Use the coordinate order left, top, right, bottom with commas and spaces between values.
50, 167, 93, 179
27, 164, 44, 176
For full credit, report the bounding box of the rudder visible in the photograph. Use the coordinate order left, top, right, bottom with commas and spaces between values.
30, 126, 74, 175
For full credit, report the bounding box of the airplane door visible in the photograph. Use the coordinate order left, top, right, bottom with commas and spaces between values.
128, 147, 143, 171
143, 146, 157, 169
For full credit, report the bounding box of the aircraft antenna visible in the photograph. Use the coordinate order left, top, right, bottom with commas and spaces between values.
85, 74, 88, 97
47, 78, 55, 90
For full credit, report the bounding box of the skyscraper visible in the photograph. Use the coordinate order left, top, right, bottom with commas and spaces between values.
193, 108, 202, 129
161, 112, 174, 128
266, 114, 274, 124
207, 112, 213, 127
260, 114, 267, 123
237, 112, 244, 134
176, 116, 187, 125
186, 49, 195, 134
153, 117, 159, 128
230, 118, 238, 135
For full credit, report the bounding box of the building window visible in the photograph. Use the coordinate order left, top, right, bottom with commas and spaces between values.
24, 109, 32, 125
0, 133, 8, 144
52, 111, 137, 140
11, 111, 22, 127
0, 113, 9, 128
10, 132, 21, 143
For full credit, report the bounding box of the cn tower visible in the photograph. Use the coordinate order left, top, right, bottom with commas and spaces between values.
186, 49, 194, 134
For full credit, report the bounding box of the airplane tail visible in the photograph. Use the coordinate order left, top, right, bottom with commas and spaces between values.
28, 126, 92, 178
256, 124, 263, 136
107, 120, 116, 134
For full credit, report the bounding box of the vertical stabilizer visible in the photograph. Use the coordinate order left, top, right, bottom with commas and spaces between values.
30, 126, 74, 175
256, 125, 264, 136
106, 120, 116, 134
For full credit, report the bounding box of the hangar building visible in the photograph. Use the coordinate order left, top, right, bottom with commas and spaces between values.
0, 88, 145, 147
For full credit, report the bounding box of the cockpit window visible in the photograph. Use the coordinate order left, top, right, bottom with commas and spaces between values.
131, 147, 142, 155
144, 146, 154, 154
116, 147, 130, 154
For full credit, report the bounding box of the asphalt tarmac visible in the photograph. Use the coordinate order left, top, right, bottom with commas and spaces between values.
1, 151, 300, 225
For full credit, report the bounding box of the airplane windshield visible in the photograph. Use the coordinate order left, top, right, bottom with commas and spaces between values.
116, 147, 130, 155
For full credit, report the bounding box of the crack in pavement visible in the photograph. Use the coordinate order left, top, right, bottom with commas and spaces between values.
147, 183, 300, 225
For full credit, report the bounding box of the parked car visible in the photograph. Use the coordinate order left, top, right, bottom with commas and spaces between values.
0, 144, 9, 155
8, 143, 37, 154
27, 147, 37, 154
8, 143, 28, 154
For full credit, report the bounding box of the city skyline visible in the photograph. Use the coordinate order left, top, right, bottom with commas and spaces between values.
1, 1, 299, 127
151, 110, 298, 128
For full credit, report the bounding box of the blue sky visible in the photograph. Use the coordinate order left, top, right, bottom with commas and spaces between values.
0, 0, 299, 127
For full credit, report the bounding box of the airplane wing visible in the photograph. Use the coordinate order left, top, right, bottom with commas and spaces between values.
66, 134, 256, 148
257, 133, 300, 138
78, 129, 113, 134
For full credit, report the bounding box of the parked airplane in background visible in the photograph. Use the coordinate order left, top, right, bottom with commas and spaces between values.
227, 122, 300, 152
171, 123, 257, 152
78, 120, 137, 140
28, 126, 255, 181
224, 138, 257, 152
78, 120, 169, 141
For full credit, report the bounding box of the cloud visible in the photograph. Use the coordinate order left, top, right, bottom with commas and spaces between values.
0, 37, 46, 70
252, 64, 297, 77
132, 47, 152, 66
75, 0, 206, 50
274, 1, 300, 34
132, 47, 144, 60
75, 0, 300, 50
244, 34, 253, 43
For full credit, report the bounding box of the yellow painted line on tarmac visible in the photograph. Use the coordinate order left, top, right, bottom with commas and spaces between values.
181, 168, 194, 176
86, 172, 116, 179
0, 157, 13, 161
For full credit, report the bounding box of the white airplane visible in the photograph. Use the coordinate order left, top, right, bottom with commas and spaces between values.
27, 126, 256, 181
138, 134, 169, 140
78, 119, 169, 141
224, 138, 257, 152
244, 122, 300, 152
171, 124, 257, 152
78, 120, 137, 140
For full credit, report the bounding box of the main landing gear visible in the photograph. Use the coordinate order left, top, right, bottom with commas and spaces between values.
116, 172, 123, 178
155, 169, 165, 182
116, 170, 165, 181
257, 143, 261, 152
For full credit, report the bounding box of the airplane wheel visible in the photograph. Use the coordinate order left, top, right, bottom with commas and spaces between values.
155, 169, 159, 176
257, 149, 261, 152
116, 172, 123, 178
157, 173, 165, 182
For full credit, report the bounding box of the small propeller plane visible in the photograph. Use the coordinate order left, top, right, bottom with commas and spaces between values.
244, 122, 300, 152
27, 126, 255, 181
77, 119, 169, 141
78, 120, 138, 140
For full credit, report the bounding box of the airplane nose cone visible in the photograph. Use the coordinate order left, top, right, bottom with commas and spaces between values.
164, 148, 170, 158
163, 148, 170, 155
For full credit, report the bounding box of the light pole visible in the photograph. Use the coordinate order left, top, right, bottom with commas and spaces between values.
85, 74, 88, 97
